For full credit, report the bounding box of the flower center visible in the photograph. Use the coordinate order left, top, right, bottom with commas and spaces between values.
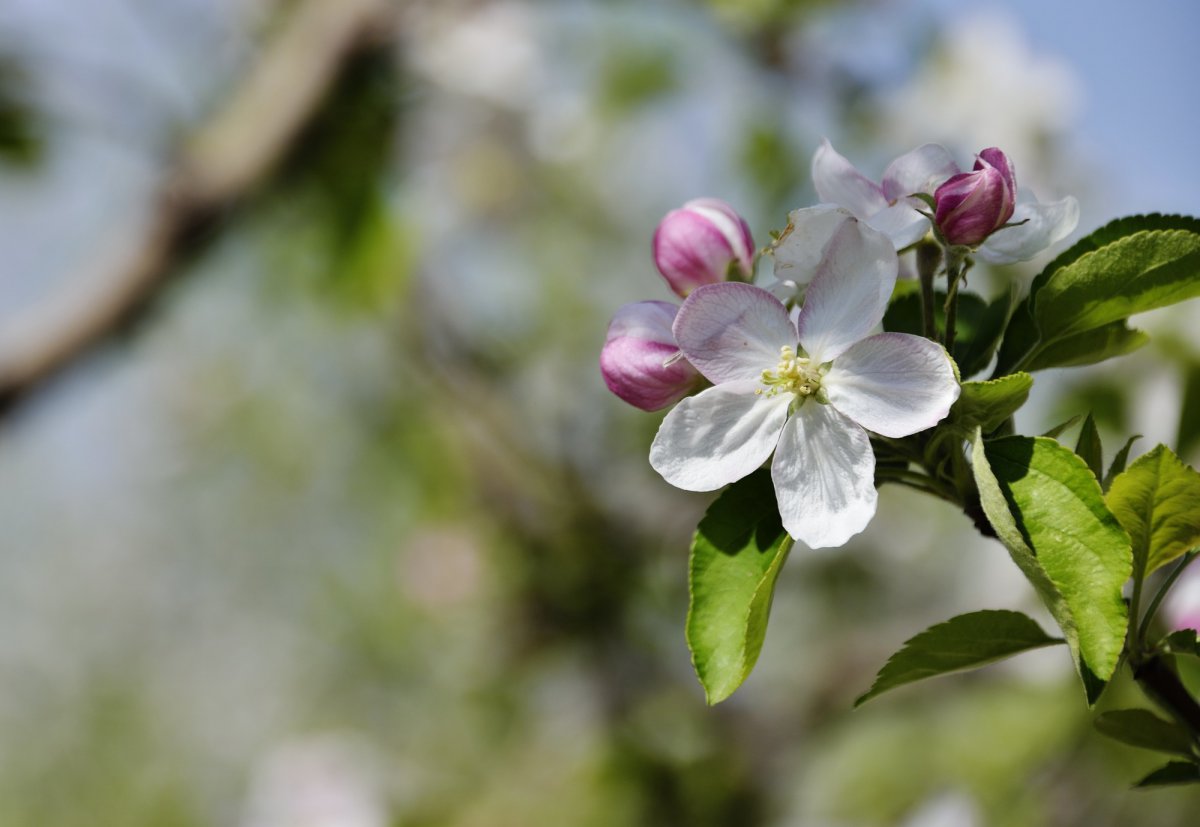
758, 345, 823, 399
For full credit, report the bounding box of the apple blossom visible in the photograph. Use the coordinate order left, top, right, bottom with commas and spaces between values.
933, 147, 1016, 247
812, 140, 959, 250
652, 198, 755, 297
600, 301, 701, 411
813, 139, 1079, 263
649, 219, 960, 548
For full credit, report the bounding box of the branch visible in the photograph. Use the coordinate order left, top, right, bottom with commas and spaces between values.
0, 0, 394, 415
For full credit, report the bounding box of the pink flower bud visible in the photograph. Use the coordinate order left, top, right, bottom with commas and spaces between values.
933, 148, 1017, 247
600, 301, 700, 411
652, 198, 754, 297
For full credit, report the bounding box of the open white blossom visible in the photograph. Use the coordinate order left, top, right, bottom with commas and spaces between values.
650, 219, 959, 548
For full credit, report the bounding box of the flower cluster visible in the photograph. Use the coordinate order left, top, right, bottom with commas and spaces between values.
602, 142, 1078, 547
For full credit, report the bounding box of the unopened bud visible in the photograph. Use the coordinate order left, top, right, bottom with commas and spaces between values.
933, 148, 1017, 247
600, 301, 700, 411
652, 198, 754, 297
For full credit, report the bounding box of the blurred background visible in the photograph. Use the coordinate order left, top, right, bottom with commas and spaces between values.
0, 0, 1198, 824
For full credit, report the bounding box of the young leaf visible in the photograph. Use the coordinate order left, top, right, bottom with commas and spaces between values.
687, 470, 791, 704
1102, 435, 1141, 491
1075, 414, 1104, 480
1042, 415, 1083, 440
1163, 629, 1200, 658
1094, 709, 1198, 757
855, 610, 1062, 706
1105, 445, 1200, 583
1134, 761, 1200, 788
971, 432, 1132, 703
949, 373, 1033, 433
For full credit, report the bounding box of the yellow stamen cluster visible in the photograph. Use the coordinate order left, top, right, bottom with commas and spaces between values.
757, 345, 822, 399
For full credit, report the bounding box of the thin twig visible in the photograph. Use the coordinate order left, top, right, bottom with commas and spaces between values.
0, 0, 394, 416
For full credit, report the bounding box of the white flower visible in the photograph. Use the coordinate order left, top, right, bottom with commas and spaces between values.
812, 139, 960, 250
650, 219, 960, 548
812, 139, 1079, 263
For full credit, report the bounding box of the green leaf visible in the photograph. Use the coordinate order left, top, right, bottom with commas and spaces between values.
994, 215, 1200, 375
1102, 435, 1141, 492
949, 373, 1033, 433
687, 471, 791, 704
971, 432, 1132, 703
1025, 321, 1149, 371
1105, 445, 1200, 583
1042, 415, 1083, 440
1134, 761, 1200, 788
1075, 414, 1104, 480
855, 610, 1062, 706
1034, 228, 1200, 340
1094, 709, 1198, 757
1163, 629, 1200, 658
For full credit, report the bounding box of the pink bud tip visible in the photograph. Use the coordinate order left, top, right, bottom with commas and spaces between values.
652, 198, 754, 297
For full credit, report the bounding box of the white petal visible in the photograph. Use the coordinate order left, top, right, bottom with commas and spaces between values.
824, 333, 960, 438
796, 218, 898, 363
771, 401, 877, 549
650, 382, 791, 491
976, 195, 1080, 264
812, 139, 888, 219
771, 205, 855, 286
880, 143, 959, 202
865, 202, 932, 250
674, 282, 797, 384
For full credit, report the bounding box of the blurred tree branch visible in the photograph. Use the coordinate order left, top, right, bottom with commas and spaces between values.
0, 0, 395, 417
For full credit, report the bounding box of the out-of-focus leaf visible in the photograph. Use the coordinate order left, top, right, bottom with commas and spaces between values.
0, 57, 41, 165
855, 610, 1061, 706
1094, 709, 1197, 757
1106, 445, 1200, 583
598, 47, 677, 113
687, 471, 790, 704
740, 122, 804, 214
1134, 761, 1200, 788
1177, 362, 1200, 461
972, 432, 1132, 703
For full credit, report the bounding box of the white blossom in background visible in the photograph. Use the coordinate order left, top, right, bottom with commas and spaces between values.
240, 733, 389, 827
882, 10, 1081, 190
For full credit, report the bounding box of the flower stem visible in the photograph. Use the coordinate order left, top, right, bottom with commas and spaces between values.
942, 250, 970, 352
915, 241, 941, 341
